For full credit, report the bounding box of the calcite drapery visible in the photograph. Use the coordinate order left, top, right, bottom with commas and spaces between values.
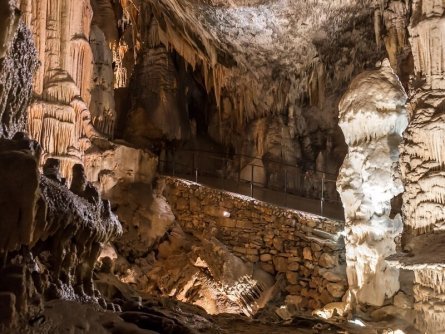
21, 0, 113, 180
125, 13, 191, 144
337, 60, 407, 308
391, 1, 445, 332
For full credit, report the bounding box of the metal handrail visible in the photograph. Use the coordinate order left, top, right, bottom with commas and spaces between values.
158, 148, 344, 220
168, 148, 338, 179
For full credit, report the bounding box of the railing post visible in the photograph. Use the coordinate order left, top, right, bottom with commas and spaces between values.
221, 157, 225, 190
192, 151, 196, 179
195, 152, 198, 183
250, 163, 254, 198
321, 173, 325, 216
238, 156, 241, 190
284, 169, 288, 207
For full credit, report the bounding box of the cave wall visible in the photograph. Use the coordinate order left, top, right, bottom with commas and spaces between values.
20, 0, 107, 179
109, 0, 387, 178
0, 134, 122, 330
0, 1, 38, 139
395, 0, 445, 332
161, 176, 347, 312
0, 1, 125, 330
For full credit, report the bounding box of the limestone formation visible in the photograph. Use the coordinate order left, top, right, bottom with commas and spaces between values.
0, 135, 122, 331
43, 158, 63, 183
125, 13, 191, 145
89, 24, 116, 136
70, 164, 88, 196
337, 60, 408, 308
113, 0, 383, 179
0, 1, 38, 139
83, 141, 158, 194
5, 0, 445, 332
386, 1, 445, 333
22, 0, 111, 180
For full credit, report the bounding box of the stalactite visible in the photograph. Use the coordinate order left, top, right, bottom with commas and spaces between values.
374, 6, 382, 50
382, 0, 408, 70
113, 40, 129, 88
309, 60, 326, 110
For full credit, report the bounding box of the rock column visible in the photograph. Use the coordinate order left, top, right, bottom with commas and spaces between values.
337, 60, 408, 308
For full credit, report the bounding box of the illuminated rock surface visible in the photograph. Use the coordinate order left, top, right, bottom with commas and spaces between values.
2, 0, 445, 333
337, 60, 407, 307
386, 1, 445, 333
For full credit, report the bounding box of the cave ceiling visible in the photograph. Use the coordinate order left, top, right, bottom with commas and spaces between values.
149, 0, 375, 77
146, 0, 382, 128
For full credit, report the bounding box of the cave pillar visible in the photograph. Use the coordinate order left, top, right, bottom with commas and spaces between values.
337, 60, 408, 308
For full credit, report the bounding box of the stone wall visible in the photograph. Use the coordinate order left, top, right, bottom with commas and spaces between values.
161, 176, 347, 311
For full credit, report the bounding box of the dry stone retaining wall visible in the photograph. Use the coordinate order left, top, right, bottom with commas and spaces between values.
161, 176, 347, 311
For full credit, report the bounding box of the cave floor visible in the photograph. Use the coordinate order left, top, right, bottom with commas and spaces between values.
21, 299, 395, 334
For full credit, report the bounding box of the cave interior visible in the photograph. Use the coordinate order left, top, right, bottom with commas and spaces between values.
0, 0, 442, 333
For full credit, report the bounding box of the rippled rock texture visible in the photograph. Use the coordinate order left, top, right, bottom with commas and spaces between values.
392, 1, 445, 332
0, 134, 122, 331
0, 1, 38, 138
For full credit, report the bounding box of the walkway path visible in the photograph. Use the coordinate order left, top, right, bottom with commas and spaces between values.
161, 173, 345, 221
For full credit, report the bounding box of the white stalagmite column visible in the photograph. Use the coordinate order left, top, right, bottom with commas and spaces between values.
337, 59, 408, 308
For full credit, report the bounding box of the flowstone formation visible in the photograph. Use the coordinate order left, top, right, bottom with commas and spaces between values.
387, 1, 445, 333
337, 60, 408, 308
125, 12, 191, 144
21, 0, 112, 179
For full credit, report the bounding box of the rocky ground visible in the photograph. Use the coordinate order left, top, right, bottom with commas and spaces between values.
16, 289, 401, 334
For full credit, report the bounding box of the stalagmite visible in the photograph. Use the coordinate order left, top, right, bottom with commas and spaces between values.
337, 59, 407, 308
